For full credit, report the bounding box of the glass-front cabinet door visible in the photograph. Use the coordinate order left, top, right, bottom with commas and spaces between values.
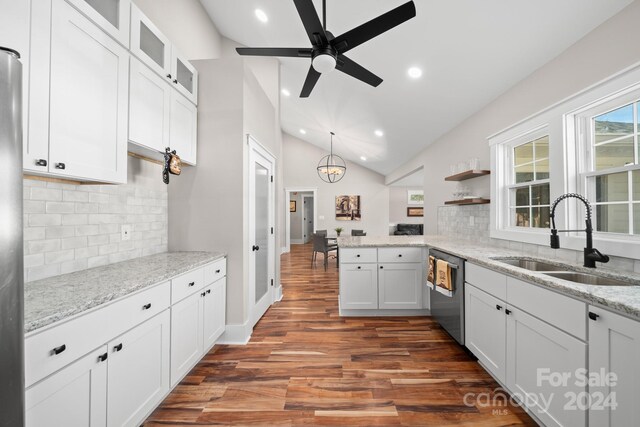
130, 4, 171, 79
170, 49, 198, 105
66, 0, 130, 47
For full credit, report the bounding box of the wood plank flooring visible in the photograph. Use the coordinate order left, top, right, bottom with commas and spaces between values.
144, 243, 536, 426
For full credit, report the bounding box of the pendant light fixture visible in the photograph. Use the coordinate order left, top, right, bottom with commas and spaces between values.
317, 131, 346, 183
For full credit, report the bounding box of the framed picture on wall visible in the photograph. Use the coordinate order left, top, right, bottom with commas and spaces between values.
407, 207, 423, 217
407, 190, 424, 205
290, 201, 296, 212
335, 195, 361, 221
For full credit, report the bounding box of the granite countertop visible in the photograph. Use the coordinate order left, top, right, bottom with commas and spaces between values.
24, 251, 225, 333
338, 235, 640, 320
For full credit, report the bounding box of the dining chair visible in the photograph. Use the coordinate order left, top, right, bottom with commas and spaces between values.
316, 229, 327, 236
351, 229, 366, 236
311, 233, 338, 271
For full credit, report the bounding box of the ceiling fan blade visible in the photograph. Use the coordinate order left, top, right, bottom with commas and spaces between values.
300, 65, 321, 98
293, 0, 327, 46
336, 55, 383, 87
331, 1, 416, 54
236, 47, 312, 58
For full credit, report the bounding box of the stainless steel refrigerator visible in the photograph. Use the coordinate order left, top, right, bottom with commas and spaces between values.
0, 46, 25, 427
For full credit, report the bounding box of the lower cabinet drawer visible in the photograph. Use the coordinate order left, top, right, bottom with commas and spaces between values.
340, 248, 377, 264
106, 281, 170, 339
204, 258, 226, 285
25, 308, 110, 388
378, 247, 422, 263
171, 267, 205, 304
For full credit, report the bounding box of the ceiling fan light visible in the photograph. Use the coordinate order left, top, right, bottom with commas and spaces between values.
312, 54, 337, 74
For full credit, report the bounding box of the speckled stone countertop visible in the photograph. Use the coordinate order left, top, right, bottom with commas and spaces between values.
338, 235, 640, 320
24, 251, 225, 333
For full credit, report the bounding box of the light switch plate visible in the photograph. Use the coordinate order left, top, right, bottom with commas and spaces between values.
121, 224, 132, 241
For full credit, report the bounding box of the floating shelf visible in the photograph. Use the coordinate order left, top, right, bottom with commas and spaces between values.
444, 198, 491, 206
444, 169, 491, 181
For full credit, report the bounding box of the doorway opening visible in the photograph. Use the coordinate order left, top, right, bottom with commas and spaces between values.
284, 188, 317, 253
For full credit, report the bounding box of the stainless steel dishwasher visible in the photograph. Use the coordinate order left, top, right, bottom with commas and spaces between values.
429, 248, 465, 345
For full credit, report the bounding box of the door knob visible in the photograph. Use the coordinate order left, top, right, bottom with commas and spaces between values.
252, 245, 260, 251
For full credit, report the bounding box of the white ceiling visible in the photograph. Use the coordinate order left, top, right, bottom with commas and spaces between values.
201, 0, 632, 175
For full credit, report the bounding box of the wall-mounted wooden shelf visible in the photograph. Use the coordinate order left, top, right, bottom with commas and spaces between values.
444, 198, 491, 206
444, 170, 490, 181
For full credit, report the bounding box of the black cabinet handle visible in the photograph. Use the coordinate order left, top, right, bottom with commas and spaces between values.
588, 312, 600, 321
52, 344, 66, 355
380, 266, 384, 269
357, 266, 361, 270
142, 303, 151, 310
398, 254, 403, 257
55, 163, 65, 170
166, 73, 172, 79
114, 343, 123, 352
173, 79, 178, 84
505, 309, 512, 315
206, 289, 211, 294
252, 245, 260, 251
496, 305, 502, 311
201, 292, 206, 297
36, 159, 47, 167
356, 254, 361, 257
98, 353, 108, 362
215, 269, 221, 274
188, 281, 195, 287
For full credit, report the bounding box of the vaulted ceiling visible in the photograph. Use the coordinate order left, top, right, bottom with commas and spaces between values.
201, 0, 632, 175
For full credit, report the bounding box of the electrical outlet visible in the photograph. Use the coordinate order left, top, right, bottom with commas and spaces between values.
121, 224, 132, 241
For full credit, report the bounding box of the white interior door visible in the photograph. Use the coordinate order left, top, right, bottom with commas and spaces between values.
248, 136, 275, 328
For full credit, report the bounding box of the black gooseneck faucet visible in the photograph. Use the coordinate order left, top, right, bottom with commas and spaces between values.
549, 193, 610, 268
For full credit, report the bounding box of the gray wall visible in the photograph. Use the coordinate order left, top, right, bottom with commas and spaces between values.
385, 0, 640, 243
23, 156, 168, 282
283, 133, 390, 237
289, 193, 303, 242
389, 186, 424, 225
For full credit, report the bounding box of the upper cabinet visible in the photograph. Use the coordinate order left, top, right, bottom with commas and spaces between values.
66, 0, 131, 47
130, 4, 198, 105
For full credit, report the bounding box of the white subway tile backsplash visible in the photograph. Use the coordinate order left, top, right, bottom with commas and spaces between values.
23, 158, 168, 282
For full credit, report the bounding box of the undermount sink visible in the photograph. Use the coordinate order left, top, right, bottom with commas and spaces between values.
543, 272, 635, 286
493, 258, 572, 272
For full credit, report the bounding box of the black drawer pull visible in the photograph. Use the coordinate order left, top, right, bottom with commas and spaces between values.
357, 266, 361, 270
52, 344, 66, 355
398, 254, 403, 257
496, 305, 502, 311
98, 353, 108, 362
55, 162, 65, 170
505, 309, 512, 315
36, 159, 47, 167
206, 289, 211, 294
215, 269, 221, 274
356, 254, 361, 257
588, 312, 600, 321
114, 343, 123, 352
142, 303, 151, 310
380, 266, 384, 269
188, 281, 195, 287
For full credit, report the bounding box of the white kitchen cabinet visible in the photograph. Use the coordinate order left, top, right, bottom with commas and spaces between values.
66, 0, 131, 47
169, 90, 198, 165
26, 346, 108, 427
170, 290, 203, 387
128, 57, 171, 153
339, 264, 378, 310
377, 263, 422, 309
107, 310, 170, 427
33, 0, 129, 183
170, 48, 198, 104
129, 3, 171, 78
588, 306, 640, 427
203, 278, 227, 350
465, 284, 506, 384
507, 306, 587, 427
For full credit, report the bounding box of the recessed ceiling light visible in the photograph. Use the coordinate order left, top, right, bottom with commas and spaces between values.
374, 130, 384, 137
299, 129, 307, 135
254, 9, 268, 23
360, 156, 367, 161
281, 88, 290, 97
407, 67, 423, 79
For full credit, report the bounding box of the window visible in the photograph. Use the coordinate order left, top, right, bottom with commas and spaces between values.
584, 101, 640, 235
509, 135, 550, 228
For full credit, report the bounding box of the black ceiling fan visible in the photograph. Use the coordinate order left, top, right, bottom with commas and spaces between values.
236, 0, 416, 97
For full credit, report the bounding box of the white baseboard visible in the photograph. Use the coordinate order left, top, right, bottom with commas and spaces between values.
217, 321, 252, 345
281, 246, 288, 254
275, 285, 283, 302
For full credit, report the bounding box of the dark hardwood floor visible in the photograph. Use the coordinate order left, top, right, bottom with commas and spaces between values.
144, 243, 536, 426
